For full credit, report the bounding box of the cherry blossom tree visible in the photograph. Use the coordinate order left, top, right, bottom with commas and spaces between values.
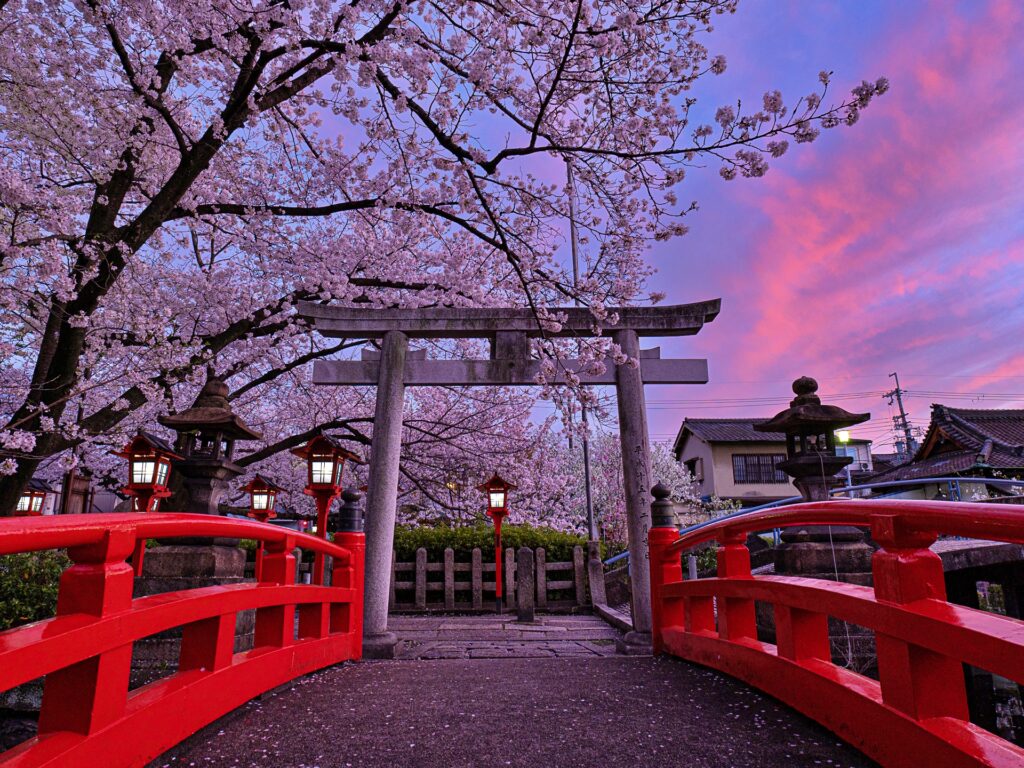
0, 0, 886, 513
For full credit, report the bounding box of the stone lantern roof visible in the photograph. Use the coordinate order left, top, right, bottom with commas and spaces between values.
755, 376, 869, 436
159, 373, 262, 442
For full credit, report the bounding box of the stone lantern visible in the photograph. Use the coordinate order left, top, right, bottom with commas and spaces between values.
755, 376, 873, 583
158, 371, 262, 516
755, 376, 869, 502
133, 372, 261, 685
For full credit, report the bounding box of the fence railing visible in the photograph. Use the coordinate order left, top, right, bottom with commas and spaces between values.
389, 546, 587, 612
0, 513, 364, 768
649, 498, 1024, 768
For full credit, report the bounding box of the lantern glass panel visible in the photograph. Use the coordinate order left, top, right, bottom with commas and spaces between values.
132, 458, 156, 484
155, 460, 169, 487
489, 489, 506, 509
311, 455, 334, 485
252, 490, 271, 510
16, 495, 30, 512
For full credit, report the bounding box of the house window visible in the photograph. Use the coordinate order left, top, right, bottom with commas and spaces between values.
684, 458, 703, 481
732, 454, 788, 484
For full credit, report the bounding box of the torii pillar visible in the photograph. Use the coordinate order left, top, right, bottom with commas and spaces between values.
298, 300, 720, 657
614, 329, 654, 652
362, 331, 408, 657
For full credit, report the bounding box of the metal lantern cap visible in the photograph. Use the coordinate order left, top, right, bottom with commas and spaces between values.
477, 473, 516, 511
288, 434, 363, 464
755, 376, 869, 436
476, 473, 516, 495
241, 474, 284, 495
112, 431, 182, 464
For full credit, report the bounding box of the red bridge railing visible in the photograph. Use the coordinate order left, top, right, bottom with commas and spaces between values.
649, 499, 1024, 768
0, 513, 364, 768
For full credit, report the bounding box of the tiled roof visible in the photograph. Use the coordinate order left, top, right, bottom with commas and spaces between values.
139, 430, 177, 455
924, 406, 1024, 454
869, 453, 901, 473
673, 418, 783, 457
681, 418, 784, 442
26, 477, 56, 493
868, 405, 1024, 482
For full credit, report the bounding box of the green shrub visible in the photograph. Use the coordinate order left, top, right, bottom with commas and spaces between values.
393, 523, 592, 563
0, 550, 71, 631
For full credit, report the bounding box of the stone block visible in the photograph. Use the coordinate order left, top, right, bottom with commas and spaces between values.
138, 545, 246, 580
516, 547, 535, 622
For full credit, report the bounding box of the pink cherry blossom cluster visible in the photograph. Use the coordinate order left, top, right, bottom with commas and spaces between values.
0, 0, 882, 511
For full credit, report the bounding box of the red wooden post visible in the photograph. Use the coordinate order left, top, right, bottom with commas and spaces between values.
311, 491, 336, 585
179, 614, 235, 673
254, 535, 297, 648
131, 538, 146, 577
648, 526, 683, 655
716, 527, 756, 642
775, 605, 830, 663
254, 543, 264, 581
492, 514, 504, 613
685, 594, 716, 635
870, 513, 969, 721
38, 526, 137, 736
333, 531, 366, 655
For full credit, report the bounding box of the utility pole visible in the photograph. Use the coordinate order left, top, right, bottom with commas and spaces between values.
884, 372, 917, 459
567, 160, 598, 541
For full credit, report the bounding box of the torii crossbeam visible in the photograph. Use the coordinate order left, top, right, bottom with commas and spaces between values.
297, 299, 721, 656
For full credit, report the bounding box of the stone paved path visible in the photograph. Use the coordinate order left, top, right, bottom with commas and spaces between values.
390, 613, 620, 659
156, 614, 877, 768
158, 657, 875, 768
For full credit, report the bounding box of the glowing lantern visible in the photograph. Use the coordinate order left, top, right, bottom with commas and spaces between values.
113, 432, 181, 513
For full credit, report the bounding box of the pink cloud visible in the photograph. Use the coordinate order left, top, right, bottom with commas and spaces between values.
714, 0, 1024, 393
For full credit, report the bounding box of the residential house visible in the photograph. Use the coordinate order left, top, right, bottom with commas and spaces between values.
673, 417, 875, 505
673, 418, 793, 506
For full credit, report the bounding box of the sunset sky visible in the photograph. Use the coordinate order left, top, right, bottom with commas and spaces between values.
629, 0, 1024, 451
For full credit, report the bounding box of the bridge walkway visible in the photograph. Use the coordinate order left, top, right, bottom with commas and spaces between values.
156, 615, 875, 768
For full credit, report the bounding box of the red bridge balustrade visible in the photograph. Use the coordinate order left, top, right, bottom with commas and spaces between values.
649, 499, 1024, 768
0, 513, 364, 768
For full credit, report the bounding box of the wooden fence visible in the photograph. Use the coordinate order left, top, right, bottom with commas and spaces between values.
389, 546, 588, 612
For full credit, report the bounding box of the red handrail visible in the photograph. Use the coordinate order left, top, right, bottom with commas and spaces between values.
0, 513, 364, 768
649, 499, 1024, 768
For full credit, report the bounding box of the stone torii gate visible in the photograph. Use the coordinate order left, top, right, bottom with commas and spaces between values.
298, 300, 720, 656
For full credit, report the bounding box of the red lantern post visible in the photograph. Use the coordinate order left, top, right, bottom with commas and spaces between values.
477, 474, 516, 613
290, 435, 363, 584
112, 432, 182, 574
241, 474, 283, 580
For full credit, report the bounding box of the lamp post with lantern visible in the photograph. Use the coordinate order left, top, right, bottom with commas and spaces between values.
290, 435, 363, 583
113, 432, 183, 574
242, 474, 283, 580
113, 432, 181, 513
477, 473, 516, 613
